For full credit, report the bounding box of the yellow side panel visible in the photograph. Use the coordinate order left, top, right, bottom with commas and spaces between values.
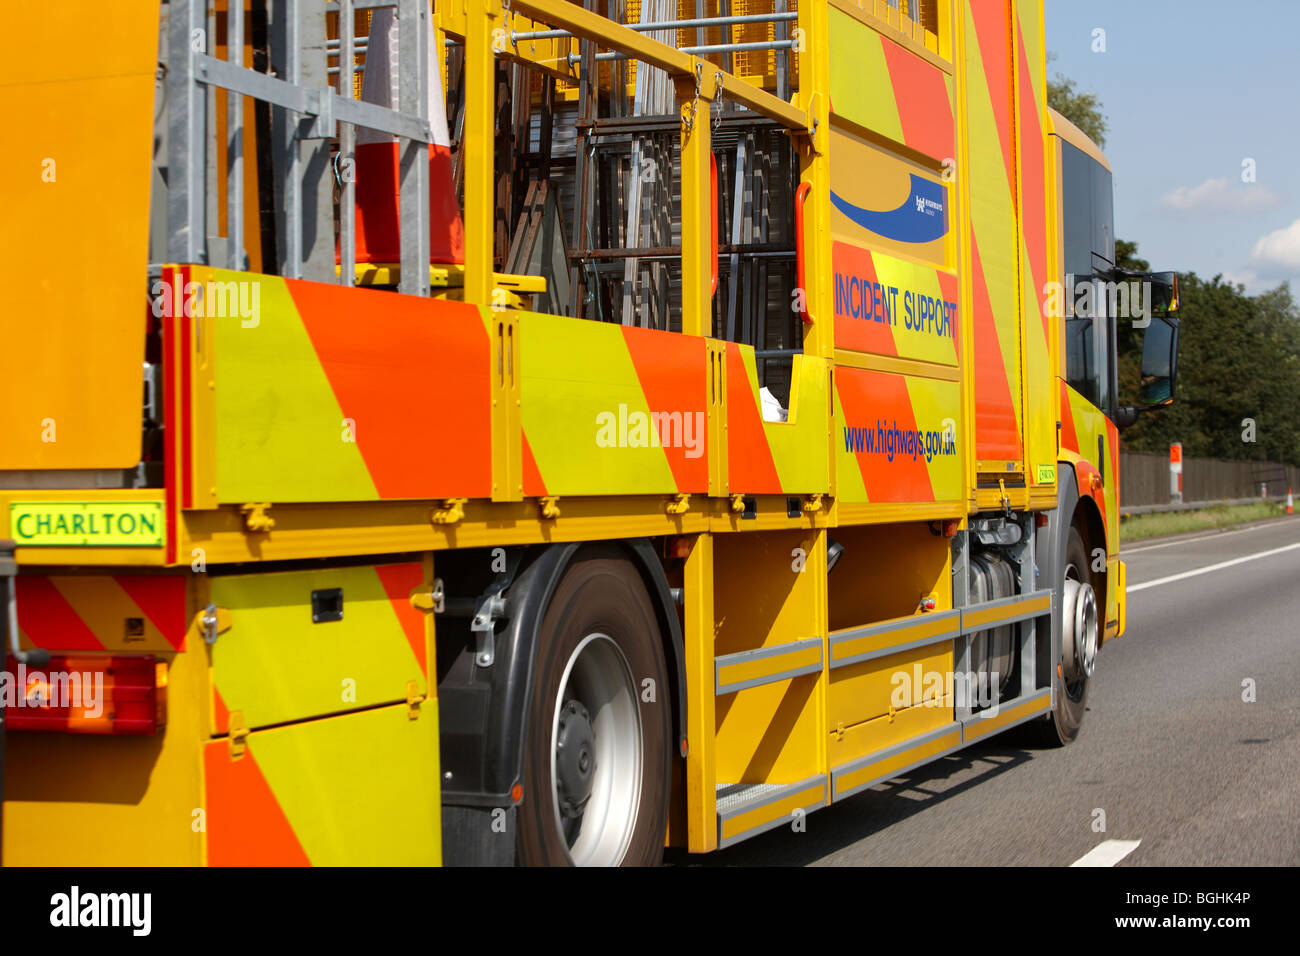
213, 274, 379, 503
712, 530, 826, 785
240, 704, 441, 866
828, 643, 954, 733
2, 644, 205, 866
209, 563, 428, 731
0, 2, 158, 469
829, 696, 956, 774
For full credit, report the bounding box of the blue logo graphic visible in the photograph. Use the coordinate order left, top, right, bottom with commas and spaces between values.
831, 174, 948, 244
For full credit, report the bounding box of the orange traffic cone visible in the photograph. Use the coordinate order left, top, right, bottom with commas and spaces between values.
1287, 488, 1294, 515
346, 7, 464, 265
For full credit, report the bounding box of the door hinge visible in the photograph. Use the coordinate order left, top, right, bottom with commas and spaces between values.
197, 603, 232, 644
240, 502, 275, 533
409, 578, 445, 613
228, 710, 248, 760
431, 497, 468, 525
405, 680, 425, 720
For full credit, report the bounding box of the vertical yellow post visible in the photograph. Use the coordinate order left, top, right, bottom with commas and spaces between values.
684, 532, 717, 852
955, 0, 977, 507
795, 0, 832, 362
675, 61, 715, 339
464, 0, 500, 307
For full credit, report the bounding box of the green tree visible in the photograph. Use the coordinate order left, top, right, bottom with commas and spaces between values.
1119, 271, 1300, 468
1045, 53, 1108, 148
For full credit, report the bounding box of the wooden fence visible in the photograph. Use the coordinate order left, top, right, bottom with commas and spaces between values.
1119, 451, 1300, 509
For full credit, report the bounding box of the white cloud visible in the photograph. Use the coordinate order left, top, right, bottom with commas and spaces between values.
1220, 268, 1259, 290
1251, 218, 1300, 272
1161, 177, 1284, 215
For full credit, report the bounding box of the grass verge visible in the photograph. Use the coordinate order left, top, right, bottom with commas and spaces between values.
1120, 500, 1291, 543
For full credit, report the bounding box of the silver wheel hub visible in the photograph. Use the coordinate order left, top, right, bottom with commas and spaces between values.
549, 633, 643, 866
555, 700, 596, 818
1062, 574, 1098, 681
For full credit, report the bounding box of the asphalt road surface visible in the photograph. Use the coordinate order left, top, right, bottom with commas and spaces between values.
677, 516, 1300, 866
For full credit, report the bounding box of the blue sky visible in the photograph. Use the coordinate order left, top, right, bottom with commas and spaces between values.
1045, 0, 1300, 295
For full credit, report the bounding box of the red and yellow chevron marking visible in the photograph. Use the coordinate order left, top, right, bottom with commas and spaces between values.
1013, 0, 1058, 485
519, 312, 708, 496
1059, 380, 1120, 553
835, 367, 962, 504
828, 6, 954, 164
725, 345, 830, 495
963, 0, 1024, 465
14, 574, 187, 653
207, 561, 429, 734
203, 701, 441, 866
165, 266, 493, 505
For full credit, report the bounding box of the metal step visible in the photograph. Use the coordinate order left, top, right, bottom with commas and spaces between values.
715, 775, 826, 848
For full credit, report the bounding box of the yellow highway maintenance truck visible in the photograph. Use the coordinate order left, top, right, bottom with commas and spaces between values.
0, 0, 1180, 865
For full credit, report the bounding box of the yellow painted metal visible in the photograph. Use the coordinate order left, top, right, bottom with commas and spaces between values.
208, 563, 428, 730
518, 312, 678, 495
676, 70, 715, 339
1, 489, 168, 567
2, 638, 205, 866
960, 591, 1049, 630
208, 270, 378, 504
718, 778, 826, 844
489, 313, 524, 501
1014, 1, 1058, 497
1113, 558, 1126, 640
510, 0, 811, 133
706, 340, 729, 497
716, 642, 822, 692
829, 612, 958, 666
0, 1, 157, 470
683, 533, 717, 852
177, 496, 708, 567
797, 0, 833, 361
832, 719, 960, 797
463, 0, 502, 308
835, 349, 961, 382
348, 262, 547, 294
962, 691, 1050, 742
189, 267, 219, 510
231, 701, 442, 865
827, 521, 952, 630
828, 643, 953, 739
832, 499, 965, 526
712, 530, 826, 787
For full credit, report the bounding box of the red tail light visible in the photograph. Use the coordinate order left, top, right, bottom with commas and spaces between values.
1, 655, 167, 735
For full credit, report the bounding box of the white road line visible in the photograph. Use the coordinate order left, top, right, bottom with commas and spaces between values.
1122, 517, 1297, 555
1128, 540, 1300, 593
1070, 839, 1142, 867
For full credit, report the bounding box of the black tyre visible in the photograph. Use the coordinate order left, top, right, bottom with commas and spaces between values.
516, 550, 672, 866
1036, 525, 1094, 746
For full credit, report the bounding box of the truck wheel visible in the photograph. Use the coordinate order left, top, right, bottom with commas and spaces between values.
1037, 525, 1097, 746
517, 552, 671, 866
